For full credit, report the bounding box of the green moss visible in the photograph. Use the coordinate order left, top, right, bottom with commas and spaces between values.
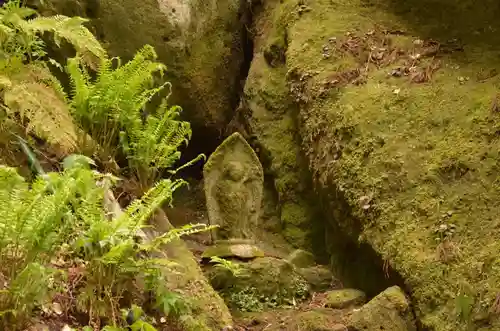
295, 310, 347, 331
244, 3, 324, 251
250, 0, 500, 329
160, 233, 233, 330
297, 266, 336, 291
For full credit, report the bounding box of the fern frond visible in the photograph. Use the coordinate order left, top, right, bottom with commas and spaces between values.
0, 1, 36, 21
25, 15, 106, 66
3, 80, 78, 155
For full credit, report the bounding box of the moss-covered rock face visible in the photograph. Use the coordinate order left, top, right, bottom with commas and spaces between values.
37, 0, 247, 130
325, 289, 366, 309
287, 249, 316, 268
347, 286, 416, 331
239, 0, 324, 252
207, 257, 310, 311
239, 0, 500, 329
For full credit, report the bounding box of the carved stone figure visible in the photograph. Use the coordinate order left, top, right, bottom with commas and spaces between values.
204, 132, 263, 241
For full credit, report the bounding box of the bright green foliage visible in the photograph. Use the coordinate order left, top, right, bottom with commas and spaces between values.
66, 45, 199, 189
210, 256, 244, 277
0, 161, 213, 329
0, 0, 104, 62
0, 0, 104, 157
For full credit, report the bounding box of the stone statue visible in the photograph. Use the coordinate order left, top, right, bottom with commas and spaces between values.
204, 132, 263, 241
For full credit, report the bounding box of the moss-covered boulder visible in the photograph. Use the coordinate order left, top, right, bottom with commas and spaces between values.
325, 289, 366, 309
347, 286, 416, 331
297, 266, 338, 291
202, 243, 265, 260
239, 0, 500, 329
287, 249, 316, 268
36, 0, 248, 130
207, 257, 310, 310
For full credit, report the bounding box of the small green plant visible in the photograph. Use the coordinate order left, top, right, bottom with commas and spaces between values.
210, 256, 244, 277
227, 287, 264, 312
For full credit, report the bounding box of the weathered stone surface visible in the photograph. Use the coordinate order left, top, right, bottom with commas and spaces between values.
325, 289, 366, 309
36, 0, 248, 130
347, 286, 416, 331
204, 132, 264, 241
202, 243, 265, 259
287, 249, 316, 268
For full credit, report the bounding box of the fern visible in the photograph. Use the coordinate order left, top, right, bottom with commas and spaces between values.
66, 45, 201, 190
0, 160, 213, 329
0, 0, 105, 64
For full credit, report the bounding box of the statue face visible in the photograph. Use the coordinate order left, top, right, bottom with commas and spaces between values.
225, 161, 246, 182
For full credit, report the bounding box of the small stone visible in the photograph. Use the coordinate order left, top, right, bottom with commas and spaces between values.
52, 302, 63, 315
329, 37, 337, 43
160, 317, 167, 323
61, 325, 73, 331
322, 53, 331, 59
325, 289, 366, 309
390, 68, 403, 77
413, 39, 423, 45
